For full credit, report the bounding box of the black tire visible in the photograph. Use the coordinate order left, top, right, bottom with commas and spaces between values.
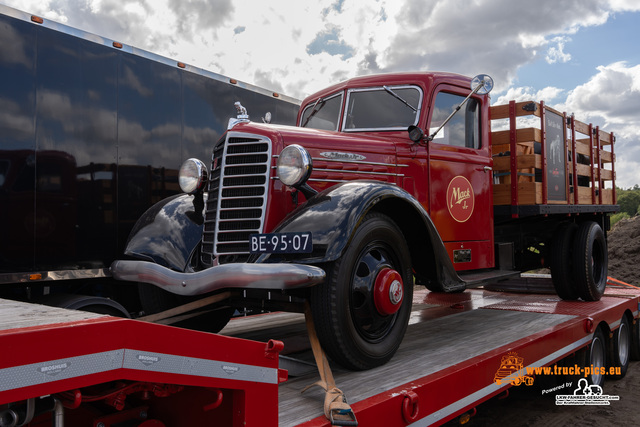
138, 283, 233, 333
310, 213, 413, 370
577, 327, 607, 388
609, 314, 631, 379
631, 316, 640, 361
573, 222, 608, 301
550, 222, 579, 300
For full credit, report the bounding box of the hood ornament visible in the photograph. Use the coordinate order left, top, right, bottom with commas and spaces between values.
228, 101, 250, 129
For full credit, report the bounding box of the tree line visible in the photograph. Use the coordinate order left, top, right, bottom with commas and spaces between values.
611, 184, 640, 226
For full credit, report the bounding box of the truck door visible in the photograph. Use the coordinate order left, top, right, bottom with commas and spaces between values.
427, 86, 494, 271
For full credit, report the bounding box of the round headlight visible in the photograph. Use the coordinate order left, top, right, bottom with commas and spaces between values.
277, 144, 312, 187
179, 158, 208, 194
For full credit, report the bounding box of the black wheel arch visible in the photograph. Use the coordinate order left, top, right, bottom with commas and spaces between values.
122, 193, 206, 272
259, 181, 463, 292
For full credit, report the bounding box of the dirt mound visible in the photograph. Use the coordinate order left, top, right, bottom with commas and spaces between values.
608, 216, 640, 286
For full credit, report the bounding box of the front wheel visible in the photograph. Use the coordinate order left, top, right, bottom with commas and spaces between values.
310, 213, 413, 370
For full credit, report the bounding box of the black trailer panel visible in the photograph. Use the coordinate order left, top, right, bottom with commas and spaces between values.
0, 6, 299, 285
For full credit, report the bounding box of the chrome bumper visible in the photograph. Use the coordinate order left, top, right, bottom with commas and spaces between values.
110, 260, 326, 296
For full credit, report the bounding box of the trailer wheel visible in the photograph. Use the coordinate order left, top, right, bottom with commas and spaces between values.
609, 314, 631, 379
138, 283, 233, 333
550, 222, 579, 300
310, 213, 413, 370
572, 221, 607, 301
577, 326, 607, 388
631, 317, 640, 361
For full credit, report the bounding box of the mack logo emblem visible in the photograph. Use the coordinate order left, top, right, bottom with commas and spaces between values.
320, 151, 366, 161
222, 365, 239, 375
138, 354, 160, 366
446, 176, 474, 223
39, 362, 69, 376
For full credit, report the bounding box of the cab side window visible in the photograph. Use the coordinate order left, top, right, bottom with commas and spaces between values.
430, 92, 480, 149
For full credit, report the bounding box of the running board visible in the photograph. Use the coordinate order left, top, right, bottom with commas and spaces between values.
458, 269, 521, 288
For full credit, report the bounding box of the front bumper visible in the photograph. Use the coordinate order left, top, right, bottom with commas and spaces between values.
110, 260, 326, 296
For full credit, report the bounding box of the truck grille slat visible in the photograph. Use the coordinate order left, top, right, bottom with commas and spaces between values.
201, 133, 272, 264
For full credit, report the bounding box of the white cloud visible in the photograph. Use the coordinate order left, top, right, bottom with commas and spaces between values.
546, 37, 572, 64
494, 86, 565, 104
3, 0, 639, 186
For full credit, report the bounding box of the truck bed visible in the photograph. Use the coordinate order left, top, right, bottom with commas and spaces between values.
490, 100, 616, 211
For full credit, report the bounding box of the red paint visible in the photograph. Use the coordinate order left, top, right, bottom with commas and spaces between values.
373, 268, 404, 315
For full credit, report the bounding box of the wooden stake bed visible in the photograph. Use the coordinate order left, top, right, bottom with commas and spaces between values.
490, 101, 616, 210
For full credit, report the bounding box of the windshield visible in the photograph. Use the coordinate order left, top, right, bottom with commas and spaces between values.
343, 85, 422, 131
300, 92, 343, 131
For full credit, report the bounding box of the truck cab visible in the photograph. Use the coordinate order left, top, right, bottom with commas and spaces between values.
112, 71, 617, 370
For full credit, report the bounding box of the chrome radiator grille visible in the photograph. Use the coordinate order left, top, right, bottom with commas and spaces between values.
201, 133, 271, 265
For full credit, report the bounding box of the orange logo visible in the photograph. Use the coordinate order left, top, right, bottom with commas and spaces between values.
446, 176, 474, 223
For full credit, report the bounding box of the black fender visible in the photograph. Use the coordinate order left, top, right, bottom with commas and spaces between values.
123, 193, 205, 272
259, 181, 464, 292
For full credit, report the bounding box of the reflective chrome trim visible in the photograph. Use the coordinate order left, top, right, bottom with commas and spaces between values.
273, 155, 409, 168
312, 168, 404, 177
111, 260, 325, 296
313, 158, 410, 168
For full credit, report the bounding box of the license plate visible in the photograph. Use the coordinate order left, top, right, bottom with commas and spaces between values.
250, 232, 313, 254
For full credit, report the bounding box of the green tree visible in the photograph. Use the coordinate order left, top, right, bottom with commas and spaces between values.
617, 189, 640, 216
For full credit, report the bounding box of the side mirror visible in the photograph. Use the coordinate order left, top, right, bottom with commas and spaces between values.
408, 125, 425, 144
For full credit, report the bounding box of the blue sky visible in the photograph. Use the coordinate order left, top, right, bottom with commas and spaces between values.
2, 0, 639, 188
517, 11, 640, 91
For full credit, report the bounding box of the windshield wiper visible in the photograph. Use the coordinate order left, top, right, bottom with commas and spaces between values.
301, 97, 325, 127
383, 86, 417, 112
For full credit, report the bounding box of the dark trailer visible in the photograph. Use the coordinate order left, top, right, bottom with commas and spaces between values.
0, 4, 299, 315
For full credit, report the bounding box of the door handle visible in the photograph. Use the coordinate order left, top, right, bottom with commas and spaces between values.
483, 166, 492, 173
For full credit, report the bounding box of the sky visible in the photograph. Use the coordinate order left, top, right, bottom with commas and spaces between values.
3, 0, 640, 188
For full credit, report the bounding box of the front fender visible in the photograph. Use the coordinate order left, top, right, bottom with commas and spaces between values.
260, 181, 463, 292
123, 193, 205, 272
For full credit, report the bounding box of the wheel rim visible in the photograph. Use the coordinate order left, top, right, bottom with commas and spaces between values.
618, 322, 630, 366
350, 242, 401, 342
590, 334, 605, 384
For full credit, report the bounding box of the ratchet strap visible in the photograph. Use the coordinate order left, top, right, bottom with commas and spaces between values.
302, 302, 358, 426
138, 291, 232, 324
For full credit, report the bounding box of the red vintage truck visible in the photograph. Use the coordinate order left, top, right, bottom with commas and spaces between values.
111, 71, 618, 372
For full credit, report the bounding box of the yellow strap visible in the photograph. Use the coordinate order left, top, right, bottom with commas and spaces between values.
302, 302, 357, 426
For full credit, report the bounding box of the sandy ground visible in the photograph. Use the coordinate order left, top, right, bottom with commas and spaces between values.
608, 216, 640, 287
464, 360, 640, 426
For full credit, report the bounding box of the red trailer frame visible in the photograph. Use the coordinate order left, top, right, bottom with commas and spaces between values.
1, 280, 638, 426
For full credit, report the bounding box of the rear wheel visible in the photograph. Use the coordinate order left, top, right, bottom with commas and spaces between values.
609, 314, 631, 379
577, 327, 607, 388
310, 213, 413, 370
631, 315, 640, 361
573, 221, 608, 301
550, 222, 579, 300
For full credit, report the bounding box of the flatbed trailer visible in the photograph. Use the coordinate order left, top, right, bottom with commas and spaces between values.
1, 278, 639, 426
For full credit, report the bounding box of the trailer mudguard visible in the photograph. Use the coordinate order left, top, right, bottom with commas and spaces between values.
258, 181, 465, 292
123, 193, 205, 272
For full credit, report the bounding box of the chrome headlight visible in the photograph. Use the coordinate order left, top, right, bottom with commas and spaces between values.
179, 158, 208, 194
277, 144, 312, 187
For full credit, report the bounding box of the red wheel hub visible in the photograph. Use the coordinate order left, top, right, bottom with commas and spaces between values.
374, 268, 404, 316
